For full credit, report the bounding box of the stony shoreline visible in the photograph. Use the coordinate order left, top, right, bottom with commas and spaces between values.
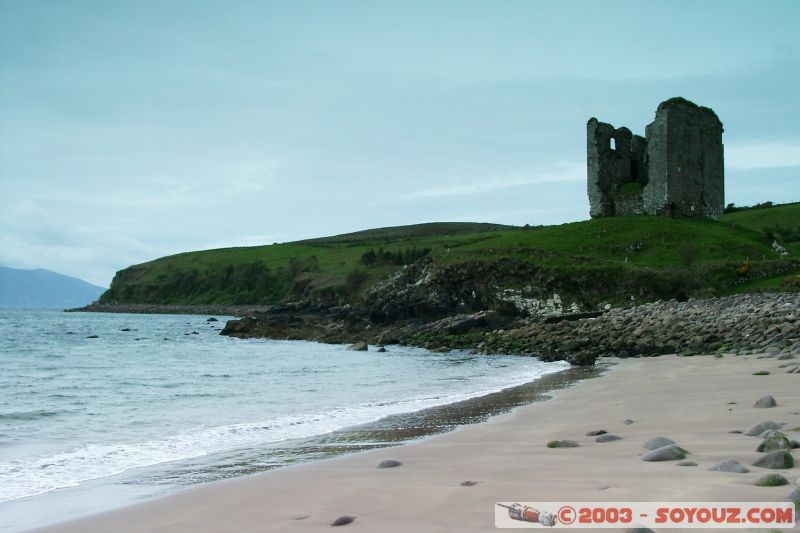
75, 293, 800, 367
481, 292, 800, 363
67, 302, 269, 317
219, 292, 799, 366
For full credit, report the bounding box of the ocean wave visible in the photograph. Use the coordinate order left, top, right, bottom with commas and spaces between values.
0, 409, 71, 421
0, 360, 569, 503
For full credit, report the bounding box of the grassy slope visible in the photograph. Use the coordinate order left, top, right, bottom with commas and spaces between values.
718, 203, 800, 293
100, 204, 800, 305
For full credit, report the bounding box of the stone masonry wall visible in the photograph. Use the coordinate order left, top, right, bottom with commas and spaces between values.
588, 97, 724, 220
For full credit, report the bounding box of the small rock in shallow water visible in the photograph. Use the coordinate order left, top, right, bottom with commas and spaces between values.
586, 430, 607, 436
331, 515, 356, 526
86, 335, 99, 339
596, 434, 622, 443
644, 436, 676, 450
546, 440, 580, 448
376, 347, 386, 352
709, 458, 749, 473
377, 459, 402, 468
754, 395, 777, 408
349, 341, 368, 351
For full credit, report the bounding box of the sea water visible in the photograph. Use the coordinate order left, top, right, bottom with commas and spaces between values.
0, 310, 571, 530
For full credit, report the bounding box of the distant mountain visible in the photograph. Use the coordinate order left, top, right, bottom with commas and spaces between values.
0, 266, 106, 309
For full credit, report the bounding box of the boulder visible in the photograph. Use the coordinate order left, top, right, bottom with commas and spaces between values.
744, 421, 783, 436
546, 440, 580, 448
644, 437, 676, 450
752, 450, 794, 469
709, 458, 749, 473
754, 395, 777, 408
757, 433, 793, 452
641, 445, 688, 462
349, 341, 368, 351
754, 474, 789, 486
331, 515, 356, 526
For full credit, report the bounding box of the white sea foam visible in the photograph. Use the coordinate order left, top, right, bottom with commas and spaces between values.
0, 359, 567, 502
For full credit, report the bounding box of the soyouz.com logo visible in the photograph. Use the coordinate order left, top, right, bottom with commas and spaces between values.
494, 502, 796, 529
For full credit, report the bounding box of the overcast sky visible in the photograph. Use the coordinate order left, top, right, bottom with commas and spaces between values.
1, 1, 799, 286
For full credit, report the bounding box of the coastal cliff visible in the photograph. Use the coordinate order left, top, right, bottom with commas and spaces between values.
77, 204, 800, 366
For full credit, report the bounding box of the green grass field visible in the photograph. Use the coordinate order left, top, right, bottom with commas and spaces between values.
100, 203, 800, 306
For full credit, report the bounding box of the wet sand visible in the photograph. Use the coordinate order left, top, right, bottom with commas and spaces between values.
36, 354, 800, 532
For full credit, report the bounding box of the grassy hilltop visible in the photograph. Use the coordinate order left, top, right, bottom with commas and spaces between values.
99, 203, 800, 309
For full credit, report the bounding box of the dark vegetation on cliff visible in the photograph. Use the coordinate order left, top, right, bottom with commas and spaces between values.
98, 203, 800, 312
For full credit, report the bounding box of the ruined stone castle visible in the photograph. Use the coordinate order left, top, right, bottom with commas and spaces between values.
587, 97, 724, 219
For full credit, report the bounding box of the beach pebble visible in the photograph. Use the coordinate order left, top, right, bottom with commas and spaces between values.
596, 434, 622, 443
377, 459, 402, 468
677, 461, 697, 467
331, 515, 356, 526
595, 484, 610, 491
585, 430, 607, 436
728, 430, 743, 434
460, 481, 479, 486
757, 433, 793, 452
752, 450, 794, 469
709, 458, 749, 473
623, 419, 634, 425
546, 440, 580, 448
754, 474, 789, 486
644, 436, 675, 450
641, 445, 688, 462
744, 421, 783, 436
754, 395, 777, 408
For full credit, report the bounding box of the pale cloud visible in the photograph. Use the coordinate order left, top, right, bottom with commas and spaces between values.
725, 140, 800, 170
406, 161, 586, 199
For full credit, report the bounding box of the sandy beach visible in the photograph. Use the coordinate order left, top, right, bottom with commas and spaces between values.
36, 352, 800, 532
